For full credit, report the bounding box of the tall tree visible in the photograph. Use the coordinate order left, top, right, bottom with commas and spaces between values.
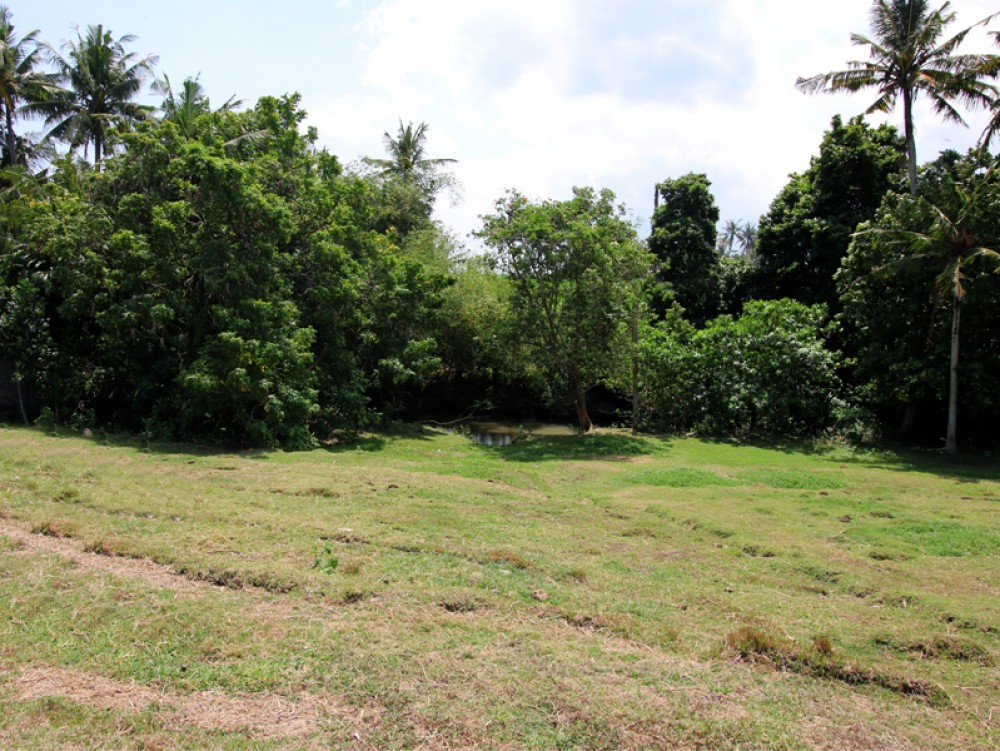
796, 0, 997, 195
756, 115, 904, 309
364, 119, 456, 193
0, 6, 50, 167
477, 187, 651, 432
362, 119, 458, 239
885, 171, 997, 453
735, 221, 758, 257
841, 151, 1000, 452
649, 173, 720, 324
29, 24, 157, 171
978, 31, 1000, 150
716, 219, 740, 255
152, 74, 241, 138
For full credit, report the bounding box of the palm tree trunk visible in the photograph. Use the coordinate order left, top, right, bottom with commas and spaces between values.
903, 87, 918, 196
5, 106, 16, 167
945, 292, 960, 454
630, 306, 639, 434
575, 386, 593, 433
17, 378, 29, 426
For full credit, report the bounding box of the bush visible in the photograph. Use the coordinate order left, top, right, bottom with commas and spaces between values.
640, 299, 842, 437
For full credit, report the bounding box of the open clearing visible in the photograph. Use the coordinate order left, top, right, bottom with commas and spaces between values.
0, 425, 997, 750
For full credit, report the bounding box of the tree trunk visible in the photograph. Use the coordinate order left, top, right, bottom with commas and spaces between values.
16, 378, 29, 426
630, 305, 639, 434
901, 289, 942, 436
945, 292, 960, 454
900, 404, 915, 435
5, 106, 16, 167
903, 87, 918, 196
574, 381, 593, 433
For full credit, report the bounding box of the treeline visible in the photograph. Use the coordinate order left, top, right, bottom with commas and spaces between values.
1, 6, 999, 451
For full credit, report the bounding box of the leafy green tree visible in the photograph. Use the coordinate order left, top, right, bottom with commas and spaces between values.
843, 153, 1000, 452
477, 187, 652, 431
838, 152, 1000, 445
29, 24, 157, 171
639, 300, 841, 436
649, 173, 720, 324
0, 6, 50, 167
755, 115, 904, 309
362, 120, 458, 239
796, 0, 998, 195
1, 87, 457, 444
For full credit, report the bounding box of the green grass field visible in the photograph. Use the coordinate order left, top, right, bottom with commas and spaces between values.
0, 425, 997, 750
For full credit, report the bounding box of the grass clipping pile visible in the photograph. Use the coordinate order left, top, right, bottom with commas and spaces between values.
726, 627, 950, 706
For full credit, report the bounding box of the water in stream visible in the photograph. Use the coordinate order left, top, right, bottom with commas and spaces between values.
463, 421, 576, 446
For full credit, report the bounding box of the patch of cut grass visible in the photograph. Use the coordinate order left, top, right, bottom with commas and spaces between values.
626, 467, 737, 487
738, 469, 846, 489
1, 426, 998, 750
846, 520, 1000, 557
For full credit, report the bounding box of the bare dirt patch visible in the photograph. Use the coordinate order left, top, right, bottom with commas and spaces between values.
0, 520, 200, 593
15, 666, 342, 739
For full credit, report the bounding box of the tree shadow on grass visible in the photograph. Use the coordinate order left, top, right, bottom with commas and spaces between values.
491, 433, 662, 463
701, 433, 1000, 484
2, 421, 432, 458
320, 422, 440, 454
844, 444, 1000, 484
5, 424, 275, 460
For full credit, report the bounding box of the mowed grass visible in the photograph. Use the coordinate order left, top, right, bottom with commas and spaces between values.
0, 425, 997, 750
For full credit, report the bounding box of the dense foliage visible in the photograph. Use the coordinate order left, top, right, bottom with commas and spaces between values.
648, 173, 720, 323
755, 116, 904, 310
2, 4, 1000, 451
1, 95, 448, 446
840, 150, 1000, 448
476, 187, 651, 431
638, 300, 842, 436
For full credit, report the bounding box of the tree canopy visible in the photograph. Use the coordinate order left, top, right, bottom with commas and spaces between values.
796, 0, 999, 194
649, 173, 720, 324
477, 187, 651, 432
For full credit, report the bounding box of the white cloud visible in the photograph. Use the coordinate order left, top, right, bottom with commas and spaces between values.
308, 0, 997, 246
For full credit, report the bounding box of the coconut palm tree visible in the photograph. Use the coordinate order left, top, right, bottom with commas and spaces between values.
978, 32, 1000, 150
796, 0, 998, 196
364, 119, 456, 191
736, 221, 758, 257
716, 219, 740, 254
873, 167, 1000, 453
153, 73, 241, 138
0, 6, 51, 167
27, 24, 156, 172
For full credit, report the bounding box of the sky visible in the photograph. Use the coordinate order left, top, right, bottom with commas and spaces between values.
18, 1, 1000, 250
